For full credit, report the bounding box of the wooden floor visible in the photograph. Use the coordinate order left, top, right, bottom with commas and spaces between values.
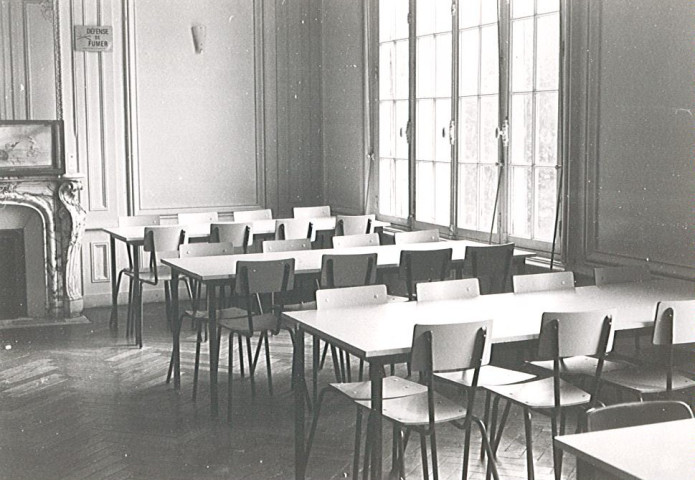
0, 302, 684, 480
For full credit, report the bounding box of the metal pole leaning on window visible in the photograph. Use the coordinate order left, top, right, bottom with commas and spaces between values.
549, 164, 563, 270
490, 119, 508, 244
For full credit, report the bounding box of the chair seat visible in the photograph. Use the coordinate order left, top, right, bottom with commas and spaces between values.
284, 301, 317, 311
123, 265, 172, 285
528, 356, 631, 376
485, 376, 591, 409
356, 390, 467, 426
601, 366, 695, 394
436, 365, 535, 388
330, 376, 428, 401
183, 310, 208, 320
217, 309, 278, 335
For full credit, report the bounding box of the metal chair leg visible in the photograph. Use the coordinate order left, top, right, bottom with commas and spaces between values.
228, 332, 234, 424
420, 433, 430, 480
263, 332, 273, 396
352, 408, 363, 480
523, 408, 535, 480
238, 334, 245, 378
246, 335, 256, 398
192, 320, 203, 401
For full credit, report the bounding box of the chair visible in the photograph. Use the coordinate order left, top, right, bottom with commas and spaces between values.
210, 222, 252, 253
124, 226, 185, 348
393, 228, 439, 245
399, 248, 452, 300
513, 271, 575, 293
600, 300, 695, 400
355, 321, 500, 480
262, 238, 312, 253
305, 285, 429, 480
331, 233, 380, 249
335, 214, 375, 236
293, 205, 331, 218
465, 243, 514, 294
594, 264, 651, 286
423, 278, 536, 463
115, 215, 160, 332
233, 208, 272, 222
216, 259, 295, 419
485, 309, 614, 480
173, 242, 238, 400
577, 401, 693, 480
177, 211, 219, 225
274, 218, 313, 241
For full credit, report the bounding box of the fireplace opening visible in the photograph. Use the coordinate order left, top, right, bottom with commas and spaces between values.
0, 229, 27, 319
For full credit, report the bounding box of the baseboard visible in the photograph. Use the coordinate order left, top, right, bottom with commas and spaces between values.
83, 285, 190, 309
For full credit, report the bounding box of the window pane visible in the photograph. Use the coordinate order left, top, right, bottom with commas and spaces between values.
536, 13, 559, 90
434, 0, 452, 33
479, 164, 498, 231
417, 36, 435, 98
459, 28, 480, 96
395, 40, 409, 99
511, 17, 534, 92
534, 167, 557, 241
459, 0, 481, 28
458, 97, 479, 163
512, 0, 534, 18
435, 98, 451, 162
510, 166, 532, 237
417, 99, 435, 161
458, 164, 478, 228
480, 25, 498, 94
417, 0, 435, 35
435, 161, 451, 225
510, 93, 533, 165
394, 0, 409, 39
380, 0, 395, 41
435, 33, 452, 97
537, 0, 559, 14
379, 102, 395, 158
481, 0, 497, 24
379, 43, 395, 99
480, 95, 498, 163
535, 91, 558, 165
395, 158, 409, 218
395, 100, 409, 158
416, 161, 435, 222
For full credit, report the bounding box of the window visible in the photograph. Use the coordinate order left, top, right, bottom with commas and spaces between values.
376, 0, 562, 251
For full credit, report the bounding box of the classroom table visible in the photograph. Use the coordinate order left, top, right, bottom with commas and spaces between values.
555, 418, 695, 480
282, 278, 693, 480
102, 217, 389, 328
161, 240, 535, 417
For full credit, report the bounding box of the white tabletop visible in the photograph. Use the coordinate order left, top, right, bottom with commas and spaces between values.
555, 418, 695, 480
282, 279, 693, 359
162, 239, 536, 282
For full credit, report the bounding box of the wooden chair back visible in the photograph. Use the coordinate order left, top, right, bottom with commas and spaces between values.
316, 284, 388, 310
394, 229, 439, 245
465, 243, 514, 294
416, 278, 480, 302
335, 214, 375, 236
179, 242, 235, 258
235, 259, 295, 296
320, 253, 377, 288
177, 211, 218, 225
331, 233, 380, 248
652, 300, 695, 346
537, 310, 615, 360
410, 321, 492, 374
399, 248, 452, 300
513, 271, 575, 294
594, 265, 651, 285
210, 222, 252, 252
293, 205, 331, 218
262, 238, 312, 253
143, 226, 185, 256
118, 215, 160, 227
233, 209, 272, 222
275, 218, 313, 240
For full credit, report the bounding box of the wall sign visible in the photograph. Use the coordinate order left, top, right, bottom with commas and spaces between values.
74, 26, 113, 52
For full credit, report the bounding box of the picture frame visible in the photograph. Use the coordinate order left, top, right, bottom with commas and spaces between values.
0, 120, 64, 176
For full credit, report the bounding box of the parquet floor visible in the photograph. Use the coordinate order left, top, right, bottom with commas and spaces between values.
0, 302, 686, 480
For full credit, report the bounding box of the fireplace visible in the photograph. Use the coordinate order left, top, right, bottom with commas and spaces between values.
0, 175, 86, 320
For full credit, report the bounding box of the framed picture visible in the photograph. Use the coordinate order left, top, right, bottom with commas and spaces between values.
0, 120, 64, 176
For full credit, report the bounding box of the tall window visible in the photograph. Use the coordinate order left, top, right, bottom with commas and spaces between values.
376, 0, 561, 251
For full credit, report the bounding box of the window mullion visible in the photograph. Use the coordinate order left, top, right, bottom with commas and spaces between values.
496, 0, 512, 244
407, 0, 417, 228
450, 0, 460, 236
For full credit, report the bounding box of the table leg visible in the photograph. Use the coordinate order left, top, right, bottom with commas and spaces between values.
368, 362, 384, 480
294, 326, 306, 479
208, 284, 219, 418
109, 236, 118, 328
312, 336, 319, 406
132, 247, 141, 348
171, 271, 181, 389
